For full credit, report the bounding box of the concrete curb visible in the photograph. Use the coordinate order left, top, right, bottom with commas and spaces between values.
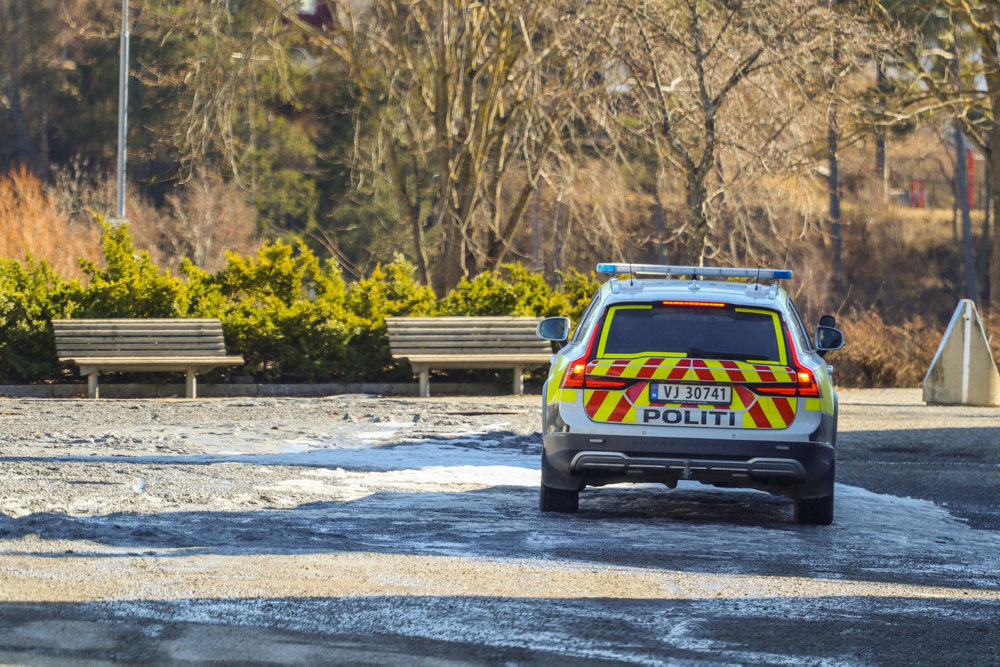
0, 382, 542, 399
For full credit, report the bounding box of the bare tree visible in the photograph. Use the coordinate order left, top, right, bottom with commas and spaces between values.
579, 0, 875, 266
271, 0, 595, 293
882, 0, 999, 304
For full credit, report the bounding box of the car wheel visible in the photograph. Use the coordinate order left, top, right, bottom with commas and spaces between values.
794, 479, 834, 525
539, 483, 579, 513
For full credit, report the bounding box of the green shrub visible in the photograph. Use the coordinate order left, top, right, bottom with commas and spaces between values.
438, 263, 567, 316
0, 225, 607, 386
0, 257, 81, 382
76, 222, 187, 317
184, 240, 360, 381
342, 257, 437, 381
557, 268, 601, 322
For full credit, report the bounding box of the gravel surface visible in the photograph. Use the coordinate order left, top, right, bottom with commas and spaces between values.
0, 388, 998, 663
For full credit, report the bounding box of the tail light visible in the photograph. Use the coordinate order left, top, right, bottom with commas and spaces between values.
752, 329, 820, 397
560, 321, 627, 390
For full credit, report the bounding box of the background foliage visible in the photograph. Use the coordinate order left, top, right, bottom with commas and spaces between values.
2, 1, 999, 389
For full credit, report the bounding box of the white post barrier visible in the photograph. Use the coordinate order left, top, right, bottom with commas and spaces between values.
923, 299, 1000, 406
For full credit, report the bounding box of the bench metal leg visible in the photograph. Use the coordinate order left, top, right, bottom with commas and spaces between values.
417, 367, 430, 398
185, 369, 197, 399
512, 364, 524, 395
87, 372, 99, 399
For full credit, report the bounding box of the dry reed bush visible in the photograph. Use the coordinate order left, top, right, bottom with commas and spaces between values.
0, 168, 101, 276
834, 309, 941, 388
49, 167, 261, 274
129, 170, 261, 273
835, 309, 1000, 389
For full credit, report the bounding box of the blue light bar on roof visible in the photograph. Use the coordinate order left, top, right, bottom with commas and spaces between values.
596, 263, 793, 280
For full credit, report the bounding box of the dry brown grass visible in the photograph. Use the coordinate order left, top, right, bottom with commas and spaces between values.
0, 168, 102, 276
834, 310, 941, 388
834, 308, 1000, 389
129, 170, 262, 273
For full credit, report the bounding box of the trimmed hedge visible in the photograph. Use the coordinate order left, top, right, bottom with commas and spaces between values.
0, 222, 600, 384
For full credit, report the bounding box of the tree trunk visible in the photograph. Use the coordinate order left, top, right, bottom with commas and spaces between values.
953, 33, 976, 302
1, 1, 39, 174
828, 107, 844, 291
990, 115, 1000, 311
956, 128, 976, 301
874, 58, 887, 195
685, 170, 709, 265
979, 160, 991, 306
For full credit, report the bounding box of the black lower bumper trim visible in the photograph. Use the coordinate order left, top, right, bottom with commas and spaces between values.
541, 430, 834, 496
571, 451, 806, 480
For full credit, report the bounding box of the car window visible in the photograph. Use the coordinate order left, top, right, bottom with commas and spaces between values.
570, 290, 602, 344
786, 299, 815, 352
597, 303, 786, 363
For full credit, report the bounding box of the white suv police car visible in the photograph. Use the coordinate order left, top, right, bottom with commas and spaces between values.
536, 264, 845, 525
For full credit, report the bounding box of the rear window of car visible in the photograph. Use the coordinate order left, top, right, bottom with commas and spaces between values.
597, 303, 785, 363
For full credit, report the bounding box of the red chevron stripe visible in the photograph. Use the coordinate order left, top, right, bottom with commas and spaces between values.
735, 385, 756, 407
605, 359, 629, 377
754, 365, 777, 382
607, 395, 632, 422
625, 381, 646, 403
773, 397, 795, 425
747, 401, 770, 428
585, 390, 607, 416
692, 360, 715, 382
637, 358, 663, 379
720, 360, 746, 382
666, 359, 689, 380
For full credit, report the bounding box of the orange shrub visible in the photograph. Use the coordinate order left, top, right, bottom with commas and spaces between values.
0, 167, 100, 276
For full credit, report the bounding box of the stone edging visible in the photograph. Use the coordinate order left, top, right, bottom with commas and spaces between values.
0, 382, 542, 399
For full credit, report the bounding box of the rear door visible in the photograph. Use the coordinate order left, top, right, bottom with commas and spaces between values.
580, 302, 802, 430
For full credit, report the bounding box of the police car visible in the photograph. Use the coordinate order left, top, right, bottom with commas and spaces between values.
535, 264, 845, 524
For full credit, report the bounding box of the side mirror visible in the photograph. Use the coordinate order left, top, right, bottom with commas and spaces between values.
814, 325, 845, 356
537, 316, 570, 343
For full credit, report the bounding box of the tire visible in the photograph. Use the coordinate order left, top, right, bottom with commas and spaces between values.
794, 492, 833, 525
539, 483, 579, 513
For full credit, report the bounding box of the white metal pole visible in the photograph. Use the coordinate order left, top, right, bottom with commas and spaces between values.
115, 0, 129, 223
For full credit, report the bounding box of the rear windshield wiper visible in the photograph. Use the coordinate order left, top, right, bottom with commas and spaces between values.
686, 346, 765, 362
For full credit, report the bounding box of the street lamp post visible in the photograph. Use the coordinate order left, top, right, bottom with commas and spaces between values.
115, 0, 129, 224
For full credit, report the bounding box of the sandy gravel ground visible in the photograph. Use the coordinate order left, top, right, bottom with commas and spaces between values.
0, 388, 998, 663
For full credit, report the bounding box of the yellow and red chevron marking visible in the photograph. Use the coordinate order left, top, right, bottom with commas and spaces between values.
587, 358, 796, 384
740, 386, 796, 428
582, 371, 798, 429
584, 389, 636, 423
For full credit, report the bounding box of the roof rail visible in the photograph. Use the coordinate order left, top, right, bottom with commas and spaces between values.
596, 263, 793, 281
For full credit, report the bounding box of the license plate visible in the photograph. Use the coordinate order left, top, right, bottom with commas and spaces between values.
650, 383, 732, 405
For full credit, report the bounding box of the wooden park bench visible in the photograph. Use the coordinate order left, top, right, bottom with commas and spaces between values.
52, 318, 244, 399
385, 316, 553, 397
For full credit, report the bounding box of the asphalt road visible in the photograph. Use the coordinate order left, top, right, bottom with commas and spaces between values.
0, 388, 997, 664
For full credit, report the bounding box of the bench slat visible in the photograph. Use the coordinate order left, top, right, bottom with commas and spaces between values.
70, 356, 244, 365
55, 340, 224, 348
389, 339, 548, 347
53, 318, 222, 324
404, 355, 551, 362
392, 348, 551, 357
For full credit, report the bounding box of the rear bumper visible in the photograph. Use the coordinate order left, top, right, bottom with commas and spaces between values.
542, 427, 834, 498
